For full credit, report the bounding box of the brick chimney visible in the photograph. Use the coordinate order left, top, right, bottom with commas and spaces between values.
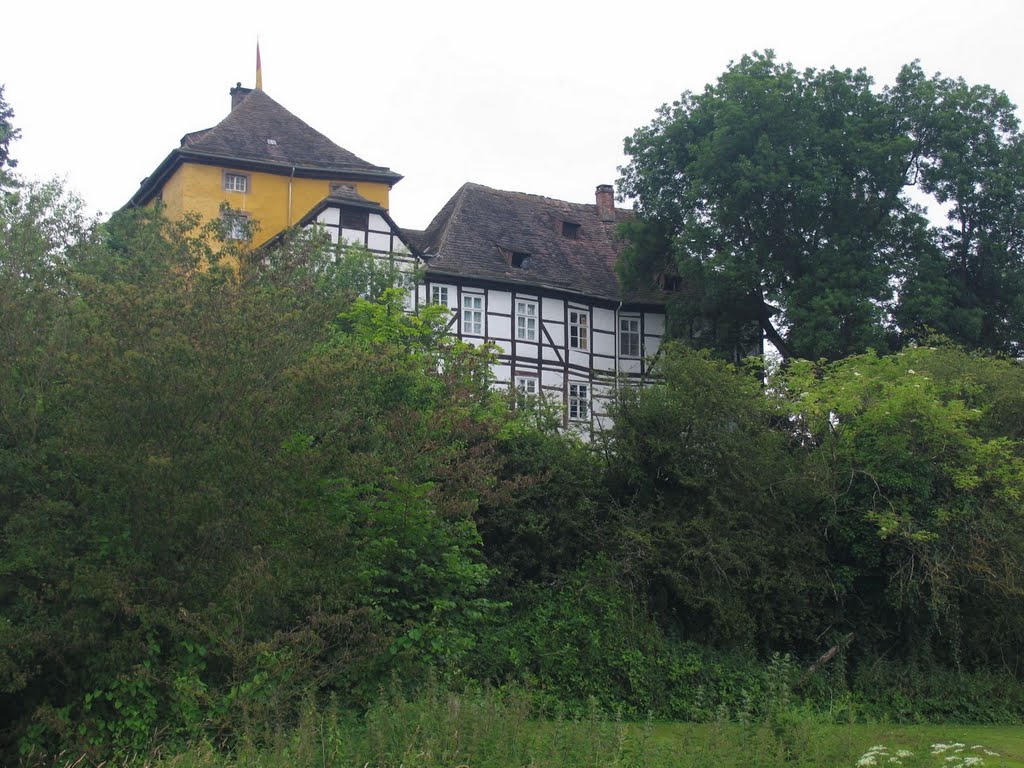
595, 184, 615, 222
230, 82, 253, 110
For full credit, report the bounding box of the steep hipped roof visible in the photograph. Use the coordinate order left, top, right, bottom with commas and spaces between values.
128, 88, 402, 208
406, 183, 663, 305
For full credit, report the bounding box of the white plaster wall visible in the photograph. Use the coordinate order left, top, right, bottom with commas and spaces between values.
489, 290, 512, 315
489, 315, 511, 339
367, 232, 391, 252
593, 307, 615, 332
593, 332, 615, 357
544, 321, 565, 347
542, 297, 564, 321
644, 312, 666, 336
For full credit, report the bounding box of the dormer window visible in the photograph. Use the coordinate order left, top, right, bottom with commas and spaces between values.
266, 138, 278, 145
657, 273, 683, 292
511, 252, 531, 269
562, 221, 580, 240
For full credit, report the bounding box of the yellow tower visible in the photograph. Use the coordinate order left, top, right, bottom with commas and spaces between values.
126, 80, 402, 249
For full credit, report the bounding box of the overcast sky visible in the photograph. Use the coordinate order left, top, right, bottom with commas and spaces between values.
3, 0, 1022, 230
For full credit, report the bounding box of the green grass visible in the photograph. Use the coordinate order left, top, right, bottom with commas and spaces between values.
38, 692, 1024, 768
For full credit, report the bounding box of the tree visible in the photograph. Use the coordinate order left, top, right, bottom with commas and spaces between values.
619, 52, 1024, 361
892, 64, 1024, 355
0, 85, 20, 188
0, 203, 512, 760
781, 347, 1024, 667
602, 344, 828, 649
619, 52, 920, 361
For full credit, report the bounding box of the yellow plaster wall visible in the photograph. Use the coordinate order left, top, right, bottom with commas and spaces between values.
160, 163, 392, 248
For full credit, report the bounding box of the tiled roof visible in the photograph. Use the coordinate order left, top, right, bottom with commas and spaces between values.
128, 89, 401, 207
179, 90, 397, 177
406, 183, 663, 305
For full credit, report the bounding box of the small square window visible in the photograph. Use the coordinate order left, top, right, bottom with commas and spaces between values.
511, 252, 531, 269
515, 376, 538, 396
223, 172, 248, 193
431, 285, 449, 306
562, 221, 580, 239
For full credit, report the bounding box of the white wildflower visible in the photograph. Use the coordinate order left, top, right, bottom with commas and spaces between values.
895, 750, 914, 758
946, 756, 960, 762
962, 757, 984, 767
984, 751, 999, 757
856, 755, 877, 766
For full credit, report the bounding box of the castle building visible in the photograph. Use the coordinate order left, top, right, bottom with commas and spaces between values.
127, 84, 402, 250
128, 82, 669, 433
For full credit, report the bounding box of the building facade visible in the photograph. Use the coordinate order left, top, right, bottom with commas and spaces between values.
130, 83, 671, 432
299, 182, 669, 434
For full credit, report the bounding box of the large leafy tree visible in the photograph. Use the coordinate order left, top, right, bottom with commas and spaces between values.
0, 202, 510, 759
619, 52, 920, 361
619, 52, 1024, 361
893, 64, 1024, 355
0, 84, 19, 188
781, 347, 1024, 667
603, 344, 828, 649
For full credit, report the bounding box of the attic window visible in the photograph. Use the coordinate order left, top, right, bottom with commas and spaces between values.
561, 221, 580, 239
511, 252, 531, 269
266, 138, 278, 145
331, 183, 356, 194
658, 273, 683, 292
340, 209, 369, 229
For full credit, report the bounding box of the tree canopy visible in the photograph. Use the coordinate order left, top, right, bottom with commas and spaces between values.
618, 52, 1024, 360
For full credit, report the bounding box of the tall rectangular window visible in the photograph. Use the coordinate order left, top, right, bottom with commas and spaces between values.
222, 212, 249, 241
568, 383, 590, 421
620, 317, 641, 357
223, 172, 248, 193
569, 310, 589, 350
431, 285, 449, 306
462, 294, 484, 335
516, 300, 537, 341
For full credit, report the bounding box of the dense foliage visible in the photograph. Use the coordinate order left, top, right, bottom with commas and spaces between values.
2, 67, 1024, 765
618, 52, 1024, 360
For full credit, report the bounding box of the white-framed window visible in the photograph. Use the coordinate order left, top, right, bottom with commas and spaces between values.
516, 299, 538, 341
568, 383, 590, 421
431, 285, 449, 306
620, 317, 641, 357
515, 376, 538, 396
462, 294, 484, 335
569, 310, 589, 351
223, 212, 249, 241
223, 172, 249, 193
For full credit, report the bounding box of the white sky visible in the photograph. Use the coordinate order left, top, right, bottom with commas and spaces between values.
3, 0, 1022, 230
